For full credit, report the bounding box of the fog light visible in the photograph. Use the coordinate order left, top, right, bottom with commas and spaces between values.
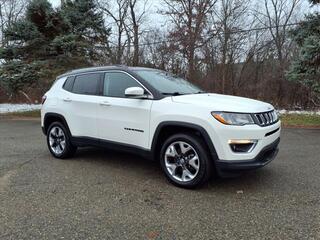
228, 139, 257, 153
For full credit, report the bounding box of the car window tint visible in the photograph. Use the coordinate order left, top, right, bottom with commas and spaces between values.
104, 72, 140, 98
62, 76, 75, 92
72, 73, 100, 95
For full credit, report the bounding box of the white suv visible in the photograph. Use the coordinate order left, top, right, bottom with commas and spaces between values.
41, 66, 281, 188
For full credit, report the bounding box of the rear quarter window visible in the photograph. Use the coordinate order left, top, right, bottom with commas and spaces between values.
71, 73, 101, 95
62, 76, 75, 92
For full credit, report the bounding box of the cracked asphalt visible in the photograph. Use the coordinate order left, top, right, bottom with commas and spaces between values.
0, 119, 320, 240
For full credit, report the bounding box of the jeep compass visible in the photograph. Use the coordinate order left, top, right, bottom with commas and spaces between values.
41, 66, 280, 188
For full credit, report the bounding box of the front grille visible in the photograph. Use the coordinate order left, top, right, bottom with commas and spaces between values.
252, 110, 278, 127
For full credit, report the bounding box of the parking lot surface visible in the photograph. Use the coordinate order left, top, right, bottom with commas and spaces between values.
0, 119, 319, 239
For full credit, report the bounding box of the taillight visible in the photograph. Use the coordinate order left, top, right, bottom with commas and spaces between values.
42, 95, 47, 104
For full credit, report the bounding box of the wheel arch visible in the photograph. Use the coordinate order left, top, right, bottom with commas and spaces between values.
151, 121, 218, 163
43, 113, 72, 136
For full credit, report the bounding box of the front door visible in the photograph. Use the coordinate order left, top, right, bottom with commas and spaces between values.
96, 71, 153, 149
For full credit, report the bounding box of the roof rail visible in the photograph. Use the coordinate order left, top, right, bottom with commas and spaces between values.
56, 65, 129, 79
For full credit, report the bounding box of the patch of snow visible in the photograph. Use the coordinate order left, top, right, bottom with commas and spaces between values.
0, 104, 41, 114
277, 109, 320, 115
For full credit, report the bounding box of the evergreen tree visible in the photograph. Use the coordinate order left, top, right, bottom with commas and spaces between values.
287, 1, 320, 96
0, 0, 110, 97
60, 0, 109, 60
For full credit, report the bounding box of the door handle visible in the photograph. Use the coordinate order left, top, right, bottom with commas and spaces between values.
99, 101, 111, 106
63, 98, 72, 102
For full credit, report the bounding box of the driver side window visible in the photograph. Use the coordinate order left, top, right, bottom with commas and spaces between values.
103, 72, 141, 98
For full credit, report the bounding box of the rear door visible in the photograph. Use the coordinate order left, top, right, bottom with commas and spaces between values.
61, 72, 103, 138
96, 71, 153, 149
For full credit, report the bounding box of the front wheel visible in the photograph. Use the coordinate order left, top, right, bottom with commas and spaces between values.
47, 121, 77, 159
160, 133, 213, 188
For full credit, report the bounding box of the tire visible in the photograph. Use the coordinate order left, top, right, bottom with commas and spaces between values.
160, 133, 213, 188
46, 121, 77, 159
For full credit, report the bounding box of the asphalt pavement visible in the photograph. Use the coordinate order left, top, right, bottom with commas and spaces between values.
0, 119, 319, 240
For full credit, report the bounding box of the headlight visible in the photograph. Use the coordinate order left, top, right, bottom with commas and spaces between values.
211, 112, 255, 126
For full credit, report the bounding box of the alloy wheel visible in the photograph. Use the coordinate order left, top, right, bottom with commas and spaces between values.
164, 141, 200, 182
49, 126, 66, 155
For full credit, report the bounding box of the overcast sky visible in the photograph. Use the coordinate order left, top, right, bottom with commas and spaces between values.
48, 0, 166, 28
47, 0, 319, 28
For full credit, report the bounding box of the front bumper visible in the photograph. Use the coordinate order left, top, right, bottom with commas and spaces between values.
206, 118, 281, 161
215, 137, 280, 176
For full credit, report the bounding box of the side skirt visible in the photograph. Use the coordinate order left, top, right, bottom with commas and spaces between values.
71, 136, 152, 160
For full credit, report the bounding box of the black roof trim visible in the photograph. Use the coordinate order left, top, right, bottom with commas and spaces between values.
57, 65, 127, 79
56, 65, 157, 79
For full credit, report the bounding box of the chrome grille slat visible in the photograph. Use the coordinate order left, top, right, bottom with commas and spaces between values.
266, 113, 270, 124
263, 113, 268, 124
253, 110, 277, 127
269, 112, 273, 122
263, 114, 268, 125
256, 114, 263, 125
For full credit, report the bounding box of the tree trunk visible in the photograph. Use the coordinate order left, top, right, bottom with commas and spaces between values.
130, 1, 139, 66
132, 25, 139, 66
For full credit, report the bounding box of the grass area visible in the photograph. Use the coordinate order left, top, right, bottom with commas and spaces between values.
3, 110, 41, 118
280, 114, 320, 127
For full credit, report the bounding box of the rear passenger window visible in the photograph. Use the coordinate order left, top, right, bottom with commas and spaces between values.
62, 76, 75, 92
72, 73, 101, 95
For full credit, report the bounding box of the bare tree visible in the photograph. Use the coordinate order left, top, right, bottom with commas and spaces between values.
255, 0, 301, 103
210, 0, 251, 94
162, 0, 216, 80
143, 29, 185, 73
128, 0, 148, 66
99, 0, 129, 64
0, 0, 26, 46
258, 0, 301, 64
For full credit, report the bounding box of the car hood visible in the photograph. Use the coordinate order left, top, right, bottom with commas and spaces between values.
171, 93, 274, 113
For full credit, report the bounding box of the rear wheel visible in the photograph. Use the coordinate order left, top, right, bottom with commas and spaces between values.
47, 122, 77, 159
160, 133, 213, 188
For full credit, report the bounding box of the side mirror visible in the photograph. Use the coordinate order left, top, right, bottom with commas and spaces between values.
125, 87, 145, 98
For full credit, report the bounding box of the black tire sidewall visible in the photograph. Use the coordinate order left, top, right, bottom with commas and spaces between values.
160, 133, 212, 188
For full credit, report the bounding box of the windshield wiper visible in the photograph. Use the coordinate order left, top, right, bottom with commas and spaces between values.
162, 92, 185, 96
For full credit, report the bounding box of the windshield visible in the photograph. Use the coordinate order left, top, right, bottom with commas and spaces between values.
133, 69, 203, 95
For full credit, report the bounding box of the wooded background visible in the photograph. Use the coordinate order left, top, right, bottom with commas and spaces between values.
0, 0, 319, 108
